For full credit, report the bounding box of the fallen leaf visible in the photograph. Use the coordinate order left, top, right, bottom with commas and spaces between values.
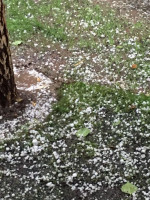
76, 128, 91, 137
117, 45, 123, 49
145, 93, 150, 96
131, 64, 137, 69
37, 77, 41, 82
74, 60, 84, 67
16, 98, 23, 102
108, 145, 116, 150
130, 104, 136, 109
12, 40, 22, 46
31, 101, 36, 107
121, 182, 138, 195
14, 113, 18, 117
36, 84, 49, 89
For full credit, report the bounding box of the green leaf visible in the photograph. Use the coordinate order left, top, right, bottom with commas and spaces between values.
76, 128, 91, 137
121, 182, 138, 195
113, 120, 121, 126
12, 40, 22, 46
117, 45, 123, 49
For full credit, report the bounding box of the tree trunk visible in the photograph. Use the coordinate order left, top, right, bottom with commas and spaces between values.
0, 0, 17, 107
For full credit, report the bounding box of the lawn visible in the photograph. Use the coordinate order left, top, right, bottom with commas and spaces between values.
0, 0, 150, 199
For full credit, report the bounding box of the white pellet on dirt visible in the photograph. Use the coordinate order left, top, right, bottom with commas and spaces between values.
0, 67, 56, 141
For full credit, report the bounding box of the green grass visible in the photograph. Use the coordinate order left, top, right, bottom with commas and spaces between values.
6, 0, 150, 46
47, 82, 150, 128
54, 82, 150, 113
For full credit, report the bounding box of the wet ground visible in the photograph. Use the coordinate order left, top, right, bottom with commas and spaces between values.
0, 1, 150, 199
94, 0, 150, 21
1, 0, 149, 137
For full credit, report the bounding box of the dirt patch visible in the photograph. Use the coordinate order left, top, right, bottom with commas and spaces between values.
93, 0, 150, 23
0, 90, 32, 121
11, 43, 70, 83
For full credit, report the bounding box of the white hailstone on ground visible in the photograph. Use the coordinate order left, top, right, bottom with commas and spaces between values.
32, 139, 38, 146
71, 185, 76, 191
84, 107, 92, 114
53, 151, 59, 160
29, 130, 39, 134
67, 176, 73, 183
72, 173, 77, 178
46, 182, 55, 188
31, 145, 39, 153
128, 53, 136, 59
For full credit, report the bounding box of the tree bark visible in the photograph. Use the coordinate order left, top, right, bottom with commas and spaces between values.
0, 0, 17, 107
